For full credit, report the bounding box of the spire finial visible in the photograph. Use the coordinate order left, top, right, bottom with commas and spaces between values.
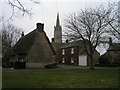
56, 12, 60, 26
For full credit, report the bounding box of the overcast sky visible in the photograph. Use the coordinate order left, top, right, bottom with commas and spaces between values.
1, 0, 120, 54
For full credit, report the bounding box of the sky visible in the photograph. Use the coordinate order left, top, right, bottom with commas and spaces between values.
1, 0, 120, 55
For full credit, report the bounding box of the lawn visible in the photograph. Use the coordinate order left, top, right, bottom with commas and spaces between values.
2, 68, 119, 88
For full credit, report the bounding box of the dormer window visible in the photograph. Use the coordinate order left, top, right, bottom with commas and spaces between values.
71, 48, 74, 54
62, 49, 65, 55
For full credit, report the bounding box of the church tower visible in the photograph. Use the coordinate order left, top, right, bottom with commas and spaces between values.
54, 13, 62, 44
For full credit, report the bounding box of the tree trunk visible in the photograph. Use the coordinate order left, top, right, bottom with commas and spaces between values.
89, 54, 94, 70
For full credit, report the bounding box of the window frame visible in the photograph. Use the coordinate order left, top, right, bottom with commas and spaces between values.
62, 49, 65, 55
71, 57, 74, 63
62, 57, 65, 63
71, 48, 74, 54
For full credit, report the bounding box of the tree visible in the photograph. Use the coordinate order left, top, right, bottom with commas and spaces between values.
1, 0, 40, 21
105, 2, 120, 40
64, 5, 117, 69
2, 23, 23, 59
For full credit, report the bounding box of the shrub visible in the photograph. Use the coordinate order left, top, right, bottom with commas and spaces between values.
45, 63, 57, 69
2, 62, 14, 68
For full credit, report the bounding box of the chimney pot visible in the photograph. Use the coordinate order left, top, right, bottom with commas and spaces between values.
52, 38, 55, 42
21, 31, 24, 37
36, 23, 44, 32
66, 39, 68, 43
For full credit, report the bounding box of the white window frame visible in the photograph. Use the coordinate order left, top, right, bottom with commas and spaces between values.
71, 48, 74, 54
62, 57, 65, 63
71, 57, 74, 63
62, 49, 65, 55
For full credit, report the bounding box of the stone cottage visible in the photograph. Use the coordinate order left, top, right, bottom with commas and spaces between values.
9, 23, 56, 68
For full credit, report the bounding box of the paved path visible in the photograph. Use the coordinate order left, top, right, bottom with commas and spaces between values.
2, 65, 119, 73
2, 65, 89, 73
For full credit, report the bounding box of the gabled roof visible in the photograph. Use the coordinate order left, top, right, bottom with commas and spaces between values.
11, 29, 56, 55
61, 41, 82, 48
107, 43, 120, 51
61, 40, 100, 56
12, 30, 36, 54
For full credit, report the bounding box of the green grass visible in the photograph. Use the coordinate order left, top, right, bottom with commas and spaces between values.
2, 68, 119, 88
0, 72, 2, 89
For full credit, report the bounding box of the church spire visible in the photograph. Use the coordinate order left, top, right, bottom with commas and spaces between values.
56, 13, 60, 26
54, 13, 62, 44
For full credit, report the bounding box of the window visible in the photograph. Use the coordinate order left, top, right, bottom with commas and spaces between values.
71, 48, 74, 54
62, 57, 65, 63
62, 49, 65, 55
71, 57, 74, 63
21, 59, 24, 62
114, 51, 117, 54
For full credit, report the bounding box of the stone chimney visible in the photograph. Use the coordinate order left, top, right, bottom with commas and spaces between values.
36, 23, 44, 32
109, 37, 112, 45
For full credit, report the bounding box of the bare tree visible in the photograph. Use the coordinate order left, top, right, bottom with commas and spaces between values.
1, 0, 40, 21
105, 2, 120, 40
2, 23, 23, 58
64, 5, 116, 69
